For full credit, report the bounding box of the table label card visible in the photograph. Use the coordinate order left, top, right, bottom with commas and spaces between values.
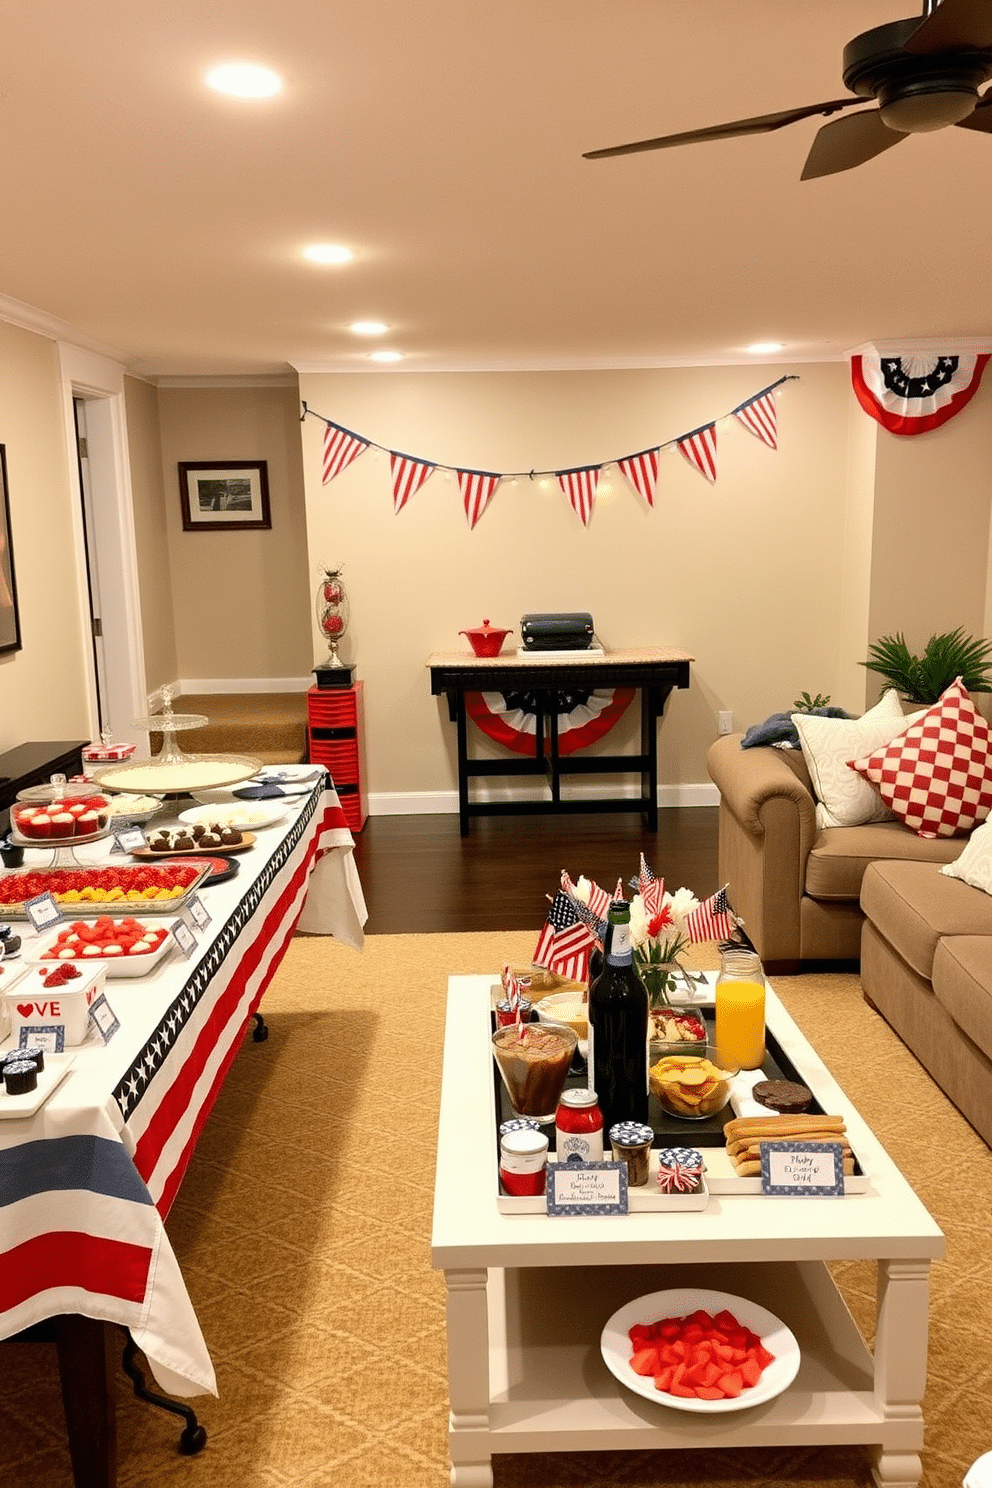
181, 893, 211, 932
170, 918, 198, 958
19, 1024, 66, 1054
114, 828, 147, 855
760, 1140, 845, 1196
24, 893, 62, 931
547, 1159, 628, 1216
88, 993, 120, 1045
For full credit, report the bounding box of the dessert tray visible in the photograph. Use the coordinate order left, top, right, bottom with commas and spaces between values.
92, 754, 261, 795
25, 919, 175, 978
0, 861, 211, 918
0, 1052, 75, 1118
600, 1287, 801, 1413
131, 833, 256, 859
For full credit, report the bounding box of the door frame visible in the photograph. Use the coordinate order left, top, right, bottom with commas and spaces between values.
57, 343, 150, 755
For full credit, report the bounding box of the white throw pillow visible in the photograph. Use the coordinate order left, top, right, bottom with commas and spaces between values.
792, 690, 919, 829
941, 820, 992, 893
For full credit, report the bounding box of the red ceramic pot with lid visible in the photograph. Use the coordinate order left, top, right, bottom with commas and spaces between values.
459, 619, 512, 657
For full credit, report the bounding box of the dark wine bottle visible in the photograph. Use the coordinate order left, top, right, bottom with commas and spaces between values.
587, 899, 649, 1134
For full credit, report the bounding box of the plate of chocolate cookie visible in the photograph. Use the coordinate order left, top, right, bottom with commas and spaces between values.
134, 823, 256, 857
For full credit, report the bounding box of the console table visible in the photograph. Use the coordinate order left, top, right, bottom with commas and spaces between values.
0, 739, 87, 834
427, 648, 692, 835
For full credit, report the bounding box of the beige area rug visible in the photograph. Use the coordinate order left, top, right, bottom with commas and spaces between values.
3, 934, 992, 1488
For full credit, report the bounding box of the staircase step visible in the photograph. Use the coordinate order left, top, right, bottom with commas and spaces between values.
150, 693, 308, 766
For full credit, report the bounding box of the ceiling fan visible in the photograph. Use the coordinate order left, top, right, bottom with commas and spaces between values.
583, 0, 992, 179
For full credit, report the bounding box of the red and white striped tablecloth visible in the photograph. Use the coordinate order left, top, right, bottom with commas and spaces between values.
0, 780, 366, 1397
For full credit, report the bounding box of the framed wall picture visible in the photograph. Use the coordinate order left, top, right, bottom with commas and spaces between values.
178, 460, 271, 532
0, 445, 22, 656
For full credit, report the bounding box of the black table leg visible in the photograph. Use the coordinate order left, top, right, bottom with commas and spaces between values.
54, 1314, 118, 1488
454, 691, 470, 837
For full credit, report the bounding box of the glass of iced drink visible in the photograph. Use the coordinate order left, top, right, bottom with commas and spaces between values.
492, 1019, 578, 1123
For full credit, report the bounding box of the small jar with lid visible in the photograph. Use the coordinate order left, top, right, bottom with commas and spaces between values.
495, 997, 532, 1027
499, 1128, 549, 1196
555, 1088, 604, 1163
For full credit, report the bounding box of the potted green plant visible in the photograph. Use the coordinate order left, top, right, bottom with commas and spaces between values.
861, 627, 992, 705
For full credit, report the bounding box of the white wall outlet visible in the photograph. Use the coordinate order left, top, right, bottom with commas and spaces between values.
718, 711, 733, 735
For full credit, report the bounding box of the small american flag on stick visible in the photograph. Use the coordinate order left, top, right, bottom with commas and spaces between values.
637, 854, 665, 917
533, 892, 597, 982
685, 886, 736, 944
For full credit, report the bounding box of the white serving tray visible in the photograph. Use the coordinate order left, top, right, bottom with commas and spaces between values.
24, 923, 174, 979
497, 1153, 710, 1214
0, 1052, 75, 1118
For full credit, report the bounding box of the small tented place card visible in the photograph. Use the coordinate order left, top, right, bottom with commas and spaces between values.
759, 1140, 845, 1196
24, 893, 62, 932
88, 993, 120, 1045
170, 918, 198, 958
19, 1024, 66, 1054
546, 1159, 629, 1216
114, 827, 147, 855
181, 892, 211, 932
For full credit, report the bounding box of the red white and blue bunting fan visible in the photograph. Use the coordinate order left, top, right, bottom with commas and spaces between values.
617, 448, 661, 507
305, 373, 795, 525
677, 424, 718, 484
458, 469, 501, 529
851, 352, 990, 436
465, 686, 636, 757
390, 453, 434, 513
733, 390, 778, 449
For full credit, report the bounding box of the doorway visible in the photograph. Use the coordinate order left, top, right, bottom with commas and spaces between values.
73, 397, 110, 732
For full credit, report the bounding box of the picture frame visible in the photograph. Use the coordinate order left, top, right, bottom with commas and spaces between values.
0, 445, 22, 656
178, 460, 271, 532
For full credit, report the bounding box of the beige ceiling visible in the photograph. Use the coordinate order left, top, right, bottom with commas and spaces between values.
3, 0, 991, 379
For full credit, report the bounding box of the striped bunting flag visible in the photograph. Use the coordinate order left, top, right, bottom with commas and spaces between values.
735, 392, 778, 450
390, 453, 435, 514
556, 466, 601, 526
617, 448, 661, 507
457, 469, 501, 529
321, 423, 369, 484
677, 425, 718, 483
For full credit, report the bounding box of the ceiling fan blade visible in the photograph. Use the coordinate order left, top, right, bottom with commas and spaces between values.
800, 109, 908, 179
955, 86, 992, 129
582, 98, 863, 159
903, 0, 992, 54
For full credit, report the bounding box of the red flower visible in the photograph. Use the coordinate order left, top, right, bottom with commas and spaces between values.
648, 906, 673, 937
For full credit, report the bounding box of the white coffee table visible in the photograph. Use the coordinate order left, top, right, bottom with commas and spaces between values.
431, 976, 945, 1488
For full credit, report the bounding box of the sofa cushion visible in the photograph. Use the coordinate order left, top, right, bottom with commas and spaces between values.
792, 689, 915, 829
931, 935, 992, 1064
860, 858, 992, 980
850, 677, 992, 839
805, 821, 962, 901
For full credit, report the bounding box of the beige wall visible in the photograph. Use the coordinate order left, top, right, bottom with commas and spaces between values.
0, 321, 91, 754
298, 363, 873, 801
124, 375, 178, 694
154, 384, 312, 685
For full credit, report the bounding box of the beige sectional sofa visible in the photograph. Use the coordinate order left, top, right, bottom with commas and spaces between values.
706, 732, 962, 972
860, 858, 992, 1148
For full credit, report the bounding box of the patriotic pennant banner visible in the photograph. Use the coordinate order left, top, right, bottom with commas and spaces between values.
457, 469, 501, 529
734, 391, 778, 450
677, 424, 718, 484
322, 424, 369, 484
851, 352, 990, 436
617, 448, 661, 506
390, 453, 434, 514
305, 376, 791, 525
556, 467, 600, 527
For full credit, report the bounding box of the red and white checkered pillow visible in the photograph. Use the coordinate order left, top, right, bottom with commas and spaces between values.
850, 677, 992, 839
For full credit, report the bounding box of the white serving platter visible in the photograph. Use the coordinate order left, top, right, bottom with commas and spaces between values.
179, 802, 288, 831
600, 1286, 801, 1413
0, 1052, 76, 1118
24, 922, 175, 978
497, 1152, 710, 1214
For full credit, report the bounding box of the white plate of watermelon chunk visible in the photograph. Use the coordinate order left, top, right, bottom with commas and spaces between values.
27, 916, 175, 977
600, 1287, 800, 1412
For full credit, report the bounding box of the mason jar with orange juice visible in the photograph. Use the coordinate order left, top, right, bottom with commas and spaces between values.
714, 947, 766, 1070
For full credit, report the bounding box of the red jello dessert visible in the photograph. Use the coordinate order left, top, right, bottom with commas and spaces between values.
50, 812, 76, 838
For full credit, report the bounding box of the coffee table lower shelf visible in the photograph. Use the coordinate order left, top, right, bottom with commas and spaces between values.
443, 1258, 924, 1487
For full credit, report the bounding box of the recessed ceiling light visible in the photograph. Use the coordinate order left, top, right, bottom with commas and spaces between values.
745, 341, 784, 355
303, 244, 354, 265
349, 321, 389, 336
369, 350, 404, 362
205, 63, 282, 98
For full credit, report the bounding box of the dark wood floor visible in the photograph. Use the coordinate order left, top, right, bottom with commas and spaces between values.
350, 808, 719, 934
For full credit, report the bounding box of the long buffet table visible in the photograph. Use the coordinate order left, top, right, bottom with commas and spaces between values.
0, 769, 367, 1484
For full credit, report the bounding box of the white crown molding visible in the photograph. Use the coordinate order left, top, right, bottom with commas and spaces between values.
291, 351, 847, 375
151, 373, 299, 389
0, 292, 127, 362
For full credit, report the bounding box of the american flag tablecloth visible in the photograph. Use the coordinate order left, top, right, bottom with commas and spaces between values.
0, 778, 366, 1397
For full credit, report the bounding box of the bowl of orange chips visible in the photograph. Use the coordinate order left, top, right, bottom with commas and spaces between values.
649, 1045, 739, 1120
